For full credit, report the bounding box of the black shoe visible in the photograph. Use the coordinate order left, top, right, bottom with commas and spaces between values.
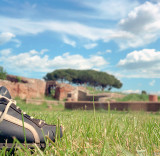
0, 86, 62, 149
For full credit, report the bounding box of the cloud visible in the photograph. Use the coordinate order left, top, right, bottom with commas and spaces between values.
0, 32, 15, 45
23, 49, 49, 55
150, 91, 160, 95
122, 89, 141, 94
40, 49, 48, 55
0, 49, 108, 74
81, 0, 139, 20
149, 80, 155, 86
62, 36, 76, 47
106, 49, 112, 53
13, 39, 21, 47
117, 49, 160, 78
0, 16, 136, 49
118, 2, 160, 49
29, 49, 39, 55
84, 43, 97, 49
0, 48, 11, 56
1, 1, 160, 49
97, 49, 112, 55
0, 16, 116, 41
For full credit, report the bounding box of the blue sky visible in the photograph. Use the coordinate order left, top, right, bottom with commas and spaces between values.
0, 0, 160, 94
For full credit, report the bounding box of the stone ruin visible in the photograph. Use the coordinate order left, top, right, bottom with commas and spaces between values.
66, 88, 125, 102
65, 88, 160, 112
0, 74, 127, 102
0, 75, 84, 101
1, 74, 159, 112
0, 75, 46, 99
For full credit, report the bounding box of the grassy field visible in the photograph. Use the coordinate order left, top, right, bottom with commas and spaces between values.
116, 93, 149, 102
1, 98, 160, 155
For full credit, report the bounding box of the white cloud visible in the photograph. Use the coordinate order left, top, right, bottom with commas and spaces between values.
122, 89, 141, 94
0, 32, 15, 45
97, 49, 112, 55
106, 49, 112, 53
62, 36, 76, 47
117, 49, 160, 78
1, 2, 160, 49
0, 16, 110, 40
40, 49, 48, 55
149, 80, 155, 86
0, 16, 135, 49
150, 91, 160, 95
81, 0, 139, 20
27, 49, 48, 55
0, 48, 11, 56
47, 53, 107, 70
1, 16, 116, 44
118, 2, 160, 49
84, 43, 97, 49
0, 49, 108, 74
13, 39, 21, 47
29, 49, 39, 55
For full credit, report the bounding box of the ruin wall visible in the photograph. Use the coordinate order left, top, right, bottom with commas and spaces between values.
65, 101, 160, 112
0, 76, 46, 99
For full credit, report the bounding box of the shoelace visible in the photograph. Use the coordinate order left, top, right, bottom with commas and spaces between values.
0, 95, 44, 125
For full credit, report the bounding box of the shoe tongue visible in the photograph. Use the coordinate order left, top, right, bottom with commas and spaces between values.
0, 86, 11, 99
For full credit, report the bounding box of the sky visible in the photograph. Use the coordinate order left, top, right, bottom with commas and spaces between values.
0, 0, 160, 94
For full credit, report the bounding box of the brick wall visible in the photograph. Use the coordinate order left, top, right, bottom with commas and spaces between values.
55, 83, 75, 100
65, 101, 160, 112
0, 77, 46, 99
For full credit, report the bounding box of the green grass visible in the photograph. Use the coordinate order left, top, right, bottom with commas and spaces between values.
116, 93, 149, 102
44, 95, 57, 101
1, 99, 160, 155
86, 86, 110, 94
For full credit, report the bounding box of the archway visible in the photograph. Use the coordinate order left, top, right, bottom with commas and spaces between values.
45, 81, 58, 98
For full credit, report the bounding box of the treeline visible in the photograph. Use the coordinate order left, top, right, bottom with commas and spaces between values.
44, 69, 122, 91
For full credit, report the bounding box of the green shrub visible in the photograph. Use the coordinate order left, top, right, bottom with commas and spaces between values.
0, 66, 7, 80
141, 90, 147, 95
16, 76, 22, 82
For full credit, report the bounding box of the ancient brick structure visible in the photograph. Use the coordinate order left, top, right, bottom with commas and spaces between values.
67, 89, 125, 102
45, 81, 58, 95
0, 75, 78, 100
54, 83, 76, 100
0, 75, 46, 99
149, 95, 158, 102
65, 101, 160, 112
2, 75, 158, 109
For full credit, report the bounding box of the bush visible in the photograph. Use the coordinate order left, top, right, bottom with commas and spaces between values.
141, 90, 147, 95
16, 76, 21, 82
0, 66, 7, 80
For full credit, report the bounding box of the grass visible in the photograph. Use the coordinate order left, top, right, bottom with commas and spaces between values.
116, 93, 160, 102
86, 86, 110, 94
116, 93, 149, 102
1, 99, 160, 155
44, 95, 57, 101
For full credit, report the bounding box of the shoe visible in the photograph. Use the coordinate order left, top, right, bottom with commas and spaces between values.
0, 86, 62, 149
